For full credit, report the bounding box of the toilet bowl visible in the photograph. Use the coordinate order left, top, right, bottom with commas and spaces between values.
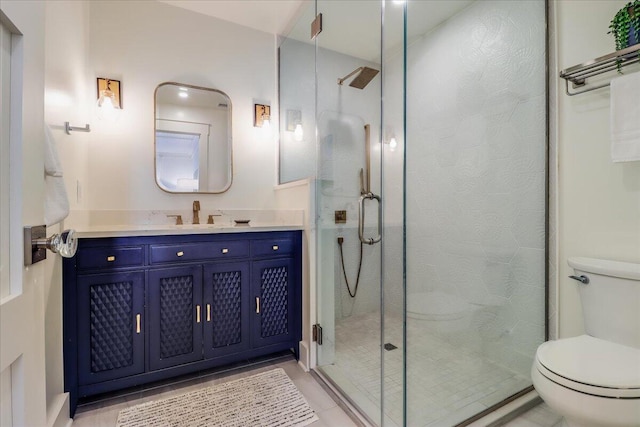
532, 335, 640, 427
532, 257, 640, 427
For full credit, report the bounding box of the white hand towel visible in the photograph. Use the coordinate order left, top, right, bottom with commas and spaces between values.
44, 125, 70, 226
610, 72, 640, 162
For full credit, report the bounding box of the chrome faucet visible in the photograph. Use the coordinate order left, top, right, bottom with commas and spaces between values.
192, 200, 200, 224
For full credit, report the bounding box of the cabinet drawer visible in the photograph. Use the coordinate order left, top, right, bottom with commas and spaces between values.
251, 238, 295, 257
150, 241, 249, 264
77, 246, 144, 270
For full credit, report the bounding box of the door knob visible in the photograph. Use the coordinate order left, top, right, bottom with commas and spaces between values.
24, 225, 78, 265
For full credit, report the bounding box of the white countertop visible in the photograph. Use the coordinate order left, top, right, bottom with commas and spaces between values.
74, 223, 304, 238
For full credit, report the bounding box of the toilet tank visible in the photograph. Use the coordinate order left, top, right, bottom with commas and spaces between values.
568, 257, 640, 349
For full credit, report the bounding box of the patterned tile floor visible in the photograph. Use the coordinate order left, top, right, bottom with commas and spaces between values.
322, 312, 538, 427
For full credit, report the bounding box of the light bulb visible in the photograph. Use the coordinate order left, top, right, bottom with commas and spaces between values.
97, 90, 116, 108
389, 137, 397, 151
262, 115, 271, 130
294, 123, 304, 141
179, 92, 188, 98
96, 89, 120, 121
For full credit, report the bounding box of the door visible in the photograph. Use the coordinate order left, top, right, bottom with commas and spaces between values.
311, 1, 387, 425
77, 272, 145, 385
203, 262, 250, 358
148, 265, 203, 370
0, 7, 49, 427
251, 258, 295, 348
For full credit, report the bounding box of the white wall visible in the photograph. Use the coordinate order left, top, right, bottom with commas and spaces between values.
43, 1, 90, 424
556, 0, 640, 338
83, 0, 278, 212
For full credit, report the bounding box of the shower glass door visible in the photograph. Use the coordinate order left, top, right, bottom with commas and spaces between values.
314, 1, 385, 425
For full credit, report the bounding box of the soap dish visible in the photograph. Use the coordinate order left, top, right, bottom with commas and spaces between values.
234, 219, 250, 225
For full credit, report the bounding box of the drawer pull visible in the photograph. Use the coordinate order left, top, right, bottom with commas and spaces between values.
196, 305, 201, 323
136, 314, 141, 334
256, 297, 260, 314
107, 256, 116, 262
221, 248, 229, 254
207, 304, 211, 322
272, 245, 279, 251
177, 251, 184, 257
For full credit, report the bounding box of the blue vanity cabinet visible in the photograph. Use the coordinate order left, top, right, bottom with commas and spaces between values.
76, 271, 146, 386
202, 262, 251, 358
64, 230, 302, 417
251, 257, 296, 349
148, 265, 204, 371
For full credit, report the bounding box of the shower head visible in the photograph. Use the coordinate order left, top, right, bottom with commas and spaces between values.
337, 66, 380, 89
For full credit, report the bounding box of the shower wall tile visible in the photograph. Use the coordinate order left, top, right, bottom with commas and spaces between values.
513, 210, 546, 249
511, 285, 546, 326
512, 248, 546, 288
483, 261, 517, 299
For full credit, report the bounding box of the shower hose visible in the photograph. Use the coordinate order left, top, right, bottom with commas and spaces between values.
337, 237, 364, 298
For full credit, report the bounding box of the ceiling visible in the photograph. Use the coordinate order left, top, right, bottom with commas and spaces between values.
158, 0, 474, 63
158, 0, 308, 35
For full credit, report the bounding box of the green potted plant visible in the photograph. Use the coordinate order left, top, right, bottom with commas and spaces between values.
608, 0, 640, 51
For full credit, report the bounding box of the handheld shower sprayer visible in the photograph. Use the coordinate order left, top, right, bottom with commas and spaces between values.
337, 235, 363, 299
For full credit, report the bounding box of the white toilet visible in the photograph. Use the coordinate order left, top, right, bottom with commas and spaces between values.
532, 257, 640, 427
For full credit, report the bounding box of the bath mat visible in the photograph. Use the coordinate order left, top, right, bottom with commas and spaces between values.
115, 368, 319, 427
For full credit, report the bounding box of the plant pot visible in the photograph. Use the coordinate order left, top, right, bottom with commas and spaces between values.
629, 23, 639, 46
629, 6, 639, 46
621, 23, 639, 61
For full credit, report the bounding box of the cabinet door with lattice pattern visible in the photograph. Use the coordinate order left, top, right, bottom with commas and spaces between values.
202, 262, 250, 359
250, 258, 295, 349
148, 265, 203, 370
77, 271, 145, 385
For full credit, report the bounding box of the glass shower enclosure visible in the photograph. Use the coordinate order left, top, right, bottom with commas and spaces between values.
279, 1, 547, 425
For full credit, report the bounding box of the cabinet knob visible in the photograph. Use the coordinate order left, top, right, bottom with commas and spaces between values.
107, 255, 116, 262
177, 251, 184, 257
221, 248, 229, 254
272, 245, 279, 251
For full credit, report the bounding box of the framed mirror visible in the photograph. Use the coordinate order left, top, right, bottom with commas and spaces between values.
154, 82, 232, 193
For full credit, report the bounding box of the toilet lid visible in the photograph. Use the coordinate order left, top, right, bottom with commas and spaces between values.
537, 335, 640, 390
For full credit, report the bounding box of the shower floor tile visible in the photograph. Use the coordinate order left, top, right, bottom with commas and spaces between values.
323, 312, 532, 427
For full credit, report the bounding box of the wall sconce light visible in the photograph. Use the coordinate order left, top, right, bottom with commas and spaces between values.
294, 123, 304, 142
286, 109, 303, 141
96, 78, 121, 120
388, 137, 398, 151
254, 104, 271, 128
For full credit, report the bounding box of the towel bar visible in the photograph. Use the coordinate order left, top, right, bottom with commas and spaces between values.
559, 43, 640, 96
64, 122, 91, 135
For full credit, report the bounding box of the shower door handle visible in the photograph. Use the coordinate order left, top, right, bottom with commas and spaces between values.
358, 192, 382, 245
